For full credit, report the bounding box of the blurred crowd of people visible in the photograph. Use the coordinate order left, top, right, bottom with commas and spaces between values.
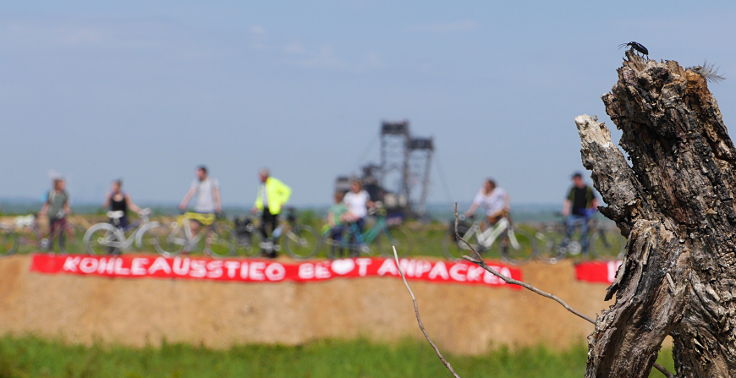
35, 166, 599, 257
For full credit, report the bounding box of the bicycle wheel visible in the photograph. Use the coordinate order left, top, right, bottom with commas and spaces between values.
591, 228, 627, 258
443, 221, 486, 260
367, 227, 408, 257
284, 225, 319, 259
385, 227, 413, 256
229, 217, 258, 257
322, 234, 343, 259
137, 223, 169, 254
83, 224, 123, 255
234, 232, 260, 257
530, 224, 570, 263
497, 228, 539, 264
340, 226, 369, 257
442, 236, 465, 260
152, 223, 185, 257
206, 222, 236, 257
543, 232, 582, 262
0, 231, 18, 255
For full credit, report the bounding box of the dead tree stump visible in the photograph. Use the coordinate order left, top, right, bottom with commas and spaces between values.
576, 52, 736, 377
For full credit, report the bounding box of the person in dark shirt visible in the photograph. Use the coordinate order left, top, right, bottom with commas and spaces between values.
561, 172, 598, 255
103, 179, 142, 230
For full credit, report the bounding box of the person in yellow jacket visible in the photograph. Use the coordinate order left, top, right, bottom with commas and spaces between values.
251, 168, 292, 257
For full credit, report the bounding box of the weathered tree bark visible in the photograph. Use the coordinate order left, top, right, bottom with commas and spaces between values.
576, 52, 736, 377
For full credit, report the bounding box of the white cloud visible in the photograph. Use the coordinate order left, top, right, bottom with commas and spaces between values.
283, 42, 305, 54
0, 19, 181, 50
286, 46, 386, 73
247, 33, 385, 73
246, 25, 268, 49
249, 25, 266, 36
363, 52, 384, 69
242, 25, 387, 73
293, 46, 345, 70
1, 21, 108, 47
409, 20, 479, 33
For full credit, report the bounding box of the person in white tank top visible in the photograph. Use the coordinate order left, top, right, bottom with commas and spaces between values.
465, 178, 510, 224
178, 165, 222, 238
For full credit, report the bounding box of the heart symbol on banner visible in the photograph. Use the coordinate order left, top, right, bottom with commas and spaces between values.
331, 259, 355, 275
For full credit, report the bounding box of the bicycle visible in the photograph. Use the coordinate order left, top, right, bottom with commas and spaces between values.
82, 208, 165, 255
233, 208, 319, 259
536, 214, 626, 262
0, 215, 41, 255
155, 211, 235, 257
321, 205, 412, 258
443, 215, 538, 263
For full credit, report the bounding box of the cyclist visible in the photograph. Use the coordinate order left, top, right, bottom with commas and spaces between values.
103, 179, 143, 230
325, 191, 349, 257
252, 168, 291, 258
343, 179, 374, 224
342, 179, 374, 255
465, 178, 510, 223
464, 178, 510, 251
561, 172, 599, 255
178, 165, 222, 248
39, 177, 71, 252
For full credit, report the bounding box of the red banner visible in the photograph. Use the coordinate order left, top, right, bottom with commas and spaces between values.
575, 260, 622, 284
29, 254, 522, 289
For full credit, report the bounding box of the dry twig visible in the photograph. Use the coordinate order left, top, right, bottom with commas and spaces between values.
452, 204, 672, 378
453, 205, 594, 323
392, 245, 461, 378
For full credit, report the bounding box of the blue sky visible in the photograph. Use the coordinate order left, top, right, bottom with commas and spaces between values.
1, 0, 735, 207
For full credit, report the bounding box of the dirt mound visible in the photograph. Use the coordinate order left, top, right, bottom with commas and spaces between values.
0, 255, 609, 355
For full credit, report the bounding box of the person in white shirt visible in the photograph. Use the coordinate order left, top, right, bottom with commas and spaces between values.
343, 179, 373, 230
465, 178, 510, 225
178, 165, 222, 237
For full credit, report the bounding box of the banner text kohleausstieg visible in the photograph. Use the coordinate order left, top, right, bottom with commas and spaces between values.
30, 254, 522, 288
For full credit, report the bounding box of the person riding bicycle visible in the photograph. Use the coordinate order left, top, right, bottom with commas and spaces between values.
178, 165, 222, 248
342, 180, 374, 250
39, 177, 71, 252
103, 179, 142, 230
252, 168, 291, 258
465, 178, 510, 223
341, 179, 376, 256
464, 178, 511, 251
561, 172, 599, 255
325, 191, 349, 257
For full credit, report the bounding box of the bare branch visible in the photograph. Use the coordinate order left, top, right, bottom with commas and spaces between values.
453, 204, 594, 324
464, 254, 597, 321
653, 359, 673, 377
392, 245, 461, 378
451, 204, 672, 377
